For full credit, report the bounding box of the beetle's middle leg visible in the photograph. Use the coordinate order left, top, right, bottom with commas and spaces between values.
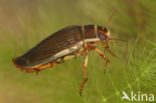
79, 50, 88, 96
95, 48, 110, 71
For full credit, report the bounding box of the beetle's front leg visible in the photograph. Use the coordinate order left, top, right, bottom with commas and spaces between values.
95, 48, 110, 72
79, 50, 88, 96
101, 41, 116, 57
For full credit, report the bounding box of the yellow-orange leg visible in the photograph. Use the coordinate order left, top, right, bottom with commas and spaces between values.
35, 62, 56, 74
79, 50, 88, 96
101, 41, 116, 57
95, 48, 110, 71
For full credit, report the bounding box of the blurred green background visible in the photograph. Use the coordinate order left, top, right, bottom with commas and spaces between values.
0, 0, 155, 103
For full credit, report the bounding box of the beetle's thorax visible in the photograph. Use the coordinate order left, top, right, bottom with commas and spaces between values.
81, 24, 110, 43
81, 25, 100, 43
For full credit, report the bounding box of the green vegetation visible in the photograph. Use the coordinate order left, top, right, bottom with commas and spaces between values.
0, 0, 155, 103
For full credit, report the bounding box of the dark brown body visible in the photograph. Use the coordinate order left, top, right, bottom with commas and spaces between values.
13, 24, 106, 71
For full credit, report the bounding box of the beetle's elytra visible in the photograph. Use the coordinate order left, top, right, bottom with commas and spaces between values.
12, 24, 116, 96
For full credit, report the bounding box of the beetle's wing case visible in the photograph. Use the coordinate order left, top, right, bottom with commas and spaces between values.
13, 25, 83, 68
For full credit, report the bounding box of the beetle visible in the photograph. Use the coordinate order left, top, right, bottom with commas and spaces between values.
12, 24, 116, 96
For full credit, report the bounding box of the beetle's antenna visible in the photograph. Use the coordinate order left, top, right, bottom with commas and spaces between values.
105, 9, 119, 28
109, 38, 126, 42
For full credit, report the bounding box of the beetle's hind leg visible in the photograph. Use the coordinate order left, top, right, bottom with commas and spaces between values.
95, 48, 110, 72
79, 50, 88, 96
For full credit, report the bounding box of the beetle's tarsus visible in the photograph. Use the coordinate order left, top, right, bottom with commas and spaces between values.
79, 78, 88, 96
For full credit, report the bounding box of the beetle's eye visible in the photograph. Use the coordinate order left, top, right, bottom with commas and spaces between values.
99, 34, 105, 40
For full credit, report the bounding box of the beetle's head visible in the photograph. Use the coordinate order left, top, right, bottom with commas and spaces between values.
98, 27, 110, 41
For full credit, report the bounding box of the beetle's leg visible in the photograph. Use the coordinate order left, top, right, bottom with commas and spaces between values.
101, 41, 116, 57
106, 48, 116, 57
36, 62, 56, 71
95, 48, 110, 71
79, 50, 88, 96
